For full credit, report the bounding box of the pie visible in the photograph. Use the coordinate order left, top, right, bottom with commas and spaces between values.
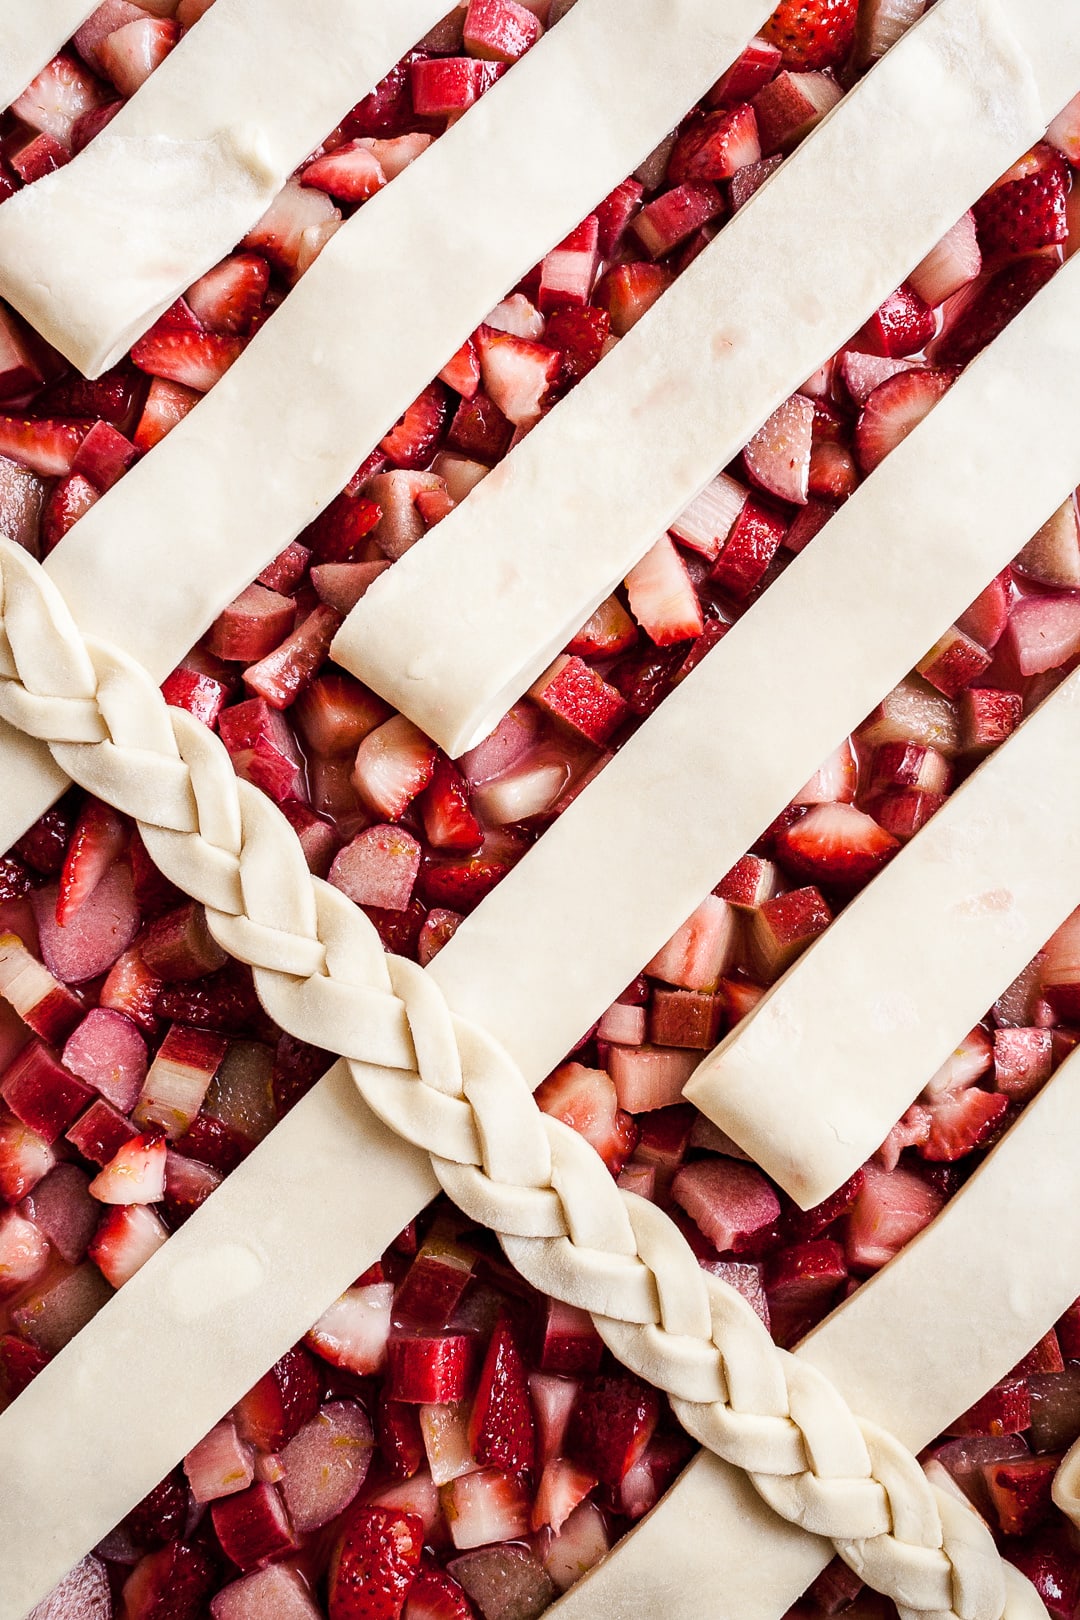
1, 2, 1080, 1618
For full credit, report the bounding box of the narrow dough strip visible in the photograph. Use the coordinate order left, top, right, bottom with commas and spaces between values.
685, 670, 1080, 1209
0, 0, 100, 113
0, 0, 778, 855
427, 250, 1080, 1090
0, 0, 455, 376
553, 1046, 1080, 1620
333, 0, 1079, 758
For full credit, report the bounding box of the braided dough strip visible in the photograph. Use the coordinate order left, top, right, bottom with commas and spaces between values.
0, 0, 454, 376
685, 669, 1080, 1207
334, 0, 1080, 757
0, 543, 1040, 1620
0, 0, 99, 113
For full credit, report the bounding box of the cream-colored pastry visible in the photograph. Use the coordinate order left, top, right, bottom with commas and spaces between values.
334, 0, 1080, 757
0, 0, 100, 113
686, 669, 1080, 1208
0, 0, 454, 375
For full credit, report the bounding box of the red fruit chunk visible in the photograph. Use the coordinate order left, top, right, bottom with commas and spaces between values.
0, 1330, 49, 1398
633, 182, 724, 260
774, 801, 899, 886
0, 933, 84, 1044
753, 68, 842, 154
304, 492, 383, 565
65, 1096, 138, 1166
0, 304, 45, 402
920, 1087, 1008, 1161
846, 1162, 944, 1271
403, 1568, 475, 1620
764, 1238, 847, 1346
856, 283, 937, 358
935, 255, 1058, 369
330, 825, 422, 911
716, 853, 780, 909
57, 801, 126, 928
762, 0, 858, 69
1, 1040, 94, 1144
303, 140, 387, 203
131, 301, 244, 393
211, 1481, 296, 1571
449, 1544, 554, 1615
855, 366, 957, 473
533, 1297, 604, 1376
187, 253, 270, 336
1009, 1529, 1080, 1620
134, 1023, 228, 1138
258, 540, 311, 595
34, 863, 139, 983
673, 1158, 781, 1253
133, 375, 200, 450
917, 624, 992, 698
474, 326, 559, 429
381, 382, 450, 471
747, 885, 832, 980
566, 1372, 660, 1487
994, 1027, 1054, 1101
596, 261, 671, 337
442, 1467, 531, 1550
306, 1282, 394, 1376
974, 148, 1069, 259
121, 1467, 189, 1552
140, 902, 228, 983
99, 14, 179, 95
648, 987, 724, 1051
1008, 592, 1080, 676
24, 1555, 112, 1620
0, 416, 89, 478
280, 1402, 373, 1533
0, 1207, 49, 1297
71, 419, 137, 492
420, 757, 482, 854
296, 673, 389, 756
234, 1346, 321, 1452
468, 1313, 536, 1474
219, 697, 304, 803
1012, 1329, 1065, 1379
377, 1392, 425, 1479
463, 0, 542, 62
536, 1061, 636, 1169
89, 1132, 167, 1204
388, 1332, 475, 1404
810, 1558, 865, 1616
438, 338, 482, 400
411, 56, 502, 118
20, 1160, 97, 1262
354, 716, 437, 819
949, 1377, 1032, 1438
530, 653, 628, 745
245, 603, 342, 709
89, 1201, 168, 1287
329, 1505, 424, 1620
625, 535, 704, 646
545, 304, 611, 388
10, 130, 69, 183
41, 472, 99, 553
121, 1542, 216, 1620
446, 389, 513, 460
744, 394, 814, 505
669, 104, 762, 186
1029, 1368, 1080, 1454
207, 582, 296, 663
396, 1226, 475, 1327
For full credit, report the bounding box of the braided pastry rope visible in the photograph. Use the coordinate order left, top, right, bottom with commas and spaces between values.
0, 538, 1045, 1620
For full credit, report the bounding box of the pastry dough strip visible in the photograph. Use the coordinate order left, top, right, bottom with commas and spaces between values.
0, 0, 778, 853
428, 250, 1080, 1091
555, 1046, 1080, 1620
334, 0, 1080, 757
686, 669, 1080, 1209
0, 0, 100, 114
0, 0, 459, 376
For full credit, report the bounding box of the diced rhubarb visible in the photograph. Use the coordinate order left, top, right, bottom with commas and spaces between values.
212, 1482, 296, 1572
632, 182, 724, 259
279, 1402, 374, 1533
219, 698, 304, 803
19, 1161, 96, 1263
207, 583, 296, 663
396, 1223, 475, 1327
419, 1400, 476, 1486
140, 902, 228, 983
88, 1201, 168, 1287
538, 216, 600, 313
605, 1044, 698, 1113
133, 1024, 228, 1138
753, 69, 843, 154
673, 1157, 781, 1253
1, 1040, 94, 1144
646, 894, 737, 991
746, 886, 832, 980
65, 1097, 138, 1167
566, 1371, 661, 1487
909, 210, 982, 308
121, 1545, 216, 1620
0, 305, 45, 403
0, 933, 84, 1043
859, 675, 962, 756
388, 1332, 475, 1404
923, 1025, 993, 1097
212, 1565, 321, 1620
743, 394, 814, 505
764, 1239, 848, 1346
648, 988, 724, 1050
329, 825, 422, 911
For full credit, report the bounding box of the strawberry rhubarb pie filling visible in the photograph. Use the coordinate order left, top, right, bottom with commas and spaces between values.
3, 1, 1080, 1618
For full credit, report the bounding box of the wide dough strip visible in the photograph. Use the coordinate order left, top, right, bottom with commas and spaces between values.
0, 0, 454, 376
685, 669, 1080, 1209
429, 252, 1080, 1092
554, 1049, 1080, 1620
334, 0, 1080, 758
0, 0, 99, 113
0, 0, 776, 856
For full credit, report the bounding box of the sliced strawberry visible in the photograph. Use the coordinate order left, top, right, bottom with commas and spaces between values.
773, 801, 898, 885
855, 282, 936, 358
88, 1202, 168, 1289
743, 393, 814, 504
595, 260, 671, 337
753, 68, 843, 153
42, 472, 100, 554
544, 304, 611, 387
133, 376, 201, 450
566, 1373, 660, 1488
418, 836, 525, 911
625, 535, 704, 646
235, 1346, 321, 1451
353, 716, 438, 820
474, 326, 559, 428
710, 499, 788, 598
185, 253, 269, 336
761, 0, 858, 69
536, 1061, 636, 1172
854, 366, 957, 473
974, 146, 1069, 259
632, 182, 724, 259
88, 1132, 167, 1204
11, 52, 105, 147
131, 302, 245, 394
243, 178, 341, 280
303, 140, 387, 203
420, 756, 483, 852
468, 1313, 535, 1475
411, 56, 504, 118
98, 16, 179, 97
404, 1567, 474, 1620
381, 382, 450, 470
437, 338, 481, 400
669, 103, 762, 184
0, 416, 89, 477
920, 1087, 1008, 1162
567, 594, 637, 658
934, 255, 1058, 369
55, 801, 125, 928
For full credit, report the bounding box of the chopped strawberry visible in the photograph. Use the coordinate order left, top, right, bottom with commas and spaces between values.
57, 801, 126, 926
934, 255, 1058, 368
438, 339, 481, 400
421, 757, 483, 853
0, 416, 89, 478
474, 326, 559, 428
974, 147, 1070, 259
98, 16, 180, 96
595, 261, 671, 337
625, 535, 704, 646
381, 382, 450, 470
468, 1313, 535, 1475
743, 393, 814, 504
243, 178, 341, 281
854, 366, 957, 473
235, 1346, 321, 1451
856, 283, 937, 358
131, 302, 245, 394
133, 376, 201, 450
41, 472, 100, 553
353, 716, 438, 820
948, 1377, 1032, 1438
88, 1132, 167, 1204
632, 182, 724, 260
774, 801, 899, 885
567, 594, 637, 658
329, 1504, 424, 1620
304, 491, 383, 564
566, 1373, 660, 1488
761, 0, 858, 69
122, 1543, 217, 1620
846, 1162, 944, 1270
88, 1202, 168, 1288
404, 1567, 475, 1620
710, 499, 788, 598
303, 140, 388, 203
764, 1239, 848, 1346
411, 56, 504, 119
463, 0, 542, 62
186, 254, 270, 336
11, 52, 105, 147
536, 1062, 636, 1172
919, 1087, 1008, 1162
669, 104, 762, 185
530, 654, 628, 745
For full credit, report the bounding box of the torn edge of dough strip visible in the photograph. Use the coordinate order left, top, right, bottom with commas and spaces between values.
0, 0, 457, 377
0, 0, 780, 853
0, 0, 99, 114
427, 246, 1080, 1093
6, 1002, 1079, 1620
555, 1045, 1080, 1620
5, 253, 1080, 1607
685, 666, 1080, 1210
333, 0, 1080, 759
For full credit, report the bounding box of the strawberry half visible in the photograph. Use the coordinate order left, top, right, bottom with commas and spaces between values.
919, 1087, 1009, 1162
328, 1505, 424, 1620
56, 800, 126, 925
973, 147, 1070, 259
380, 382, 450, 470
131, 302, 245, 394
421, 757, 483, 853
761, 0, 859, 70
468, 1313, 536, 1475
773, 801, 899, 885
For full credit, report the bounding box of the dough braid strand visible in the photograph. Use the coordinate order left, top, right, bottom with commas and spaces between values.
0, 539, 1042, 1620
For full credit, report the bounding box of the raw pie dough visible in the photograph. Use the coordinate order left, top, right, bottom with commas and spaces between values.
686, 668, 1080, 1208
0, 0, 775, 854
334, 0, 1079, 758
430, 251, 1080, 1088
0, 0, 99, 115
0, 0, 454, 376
